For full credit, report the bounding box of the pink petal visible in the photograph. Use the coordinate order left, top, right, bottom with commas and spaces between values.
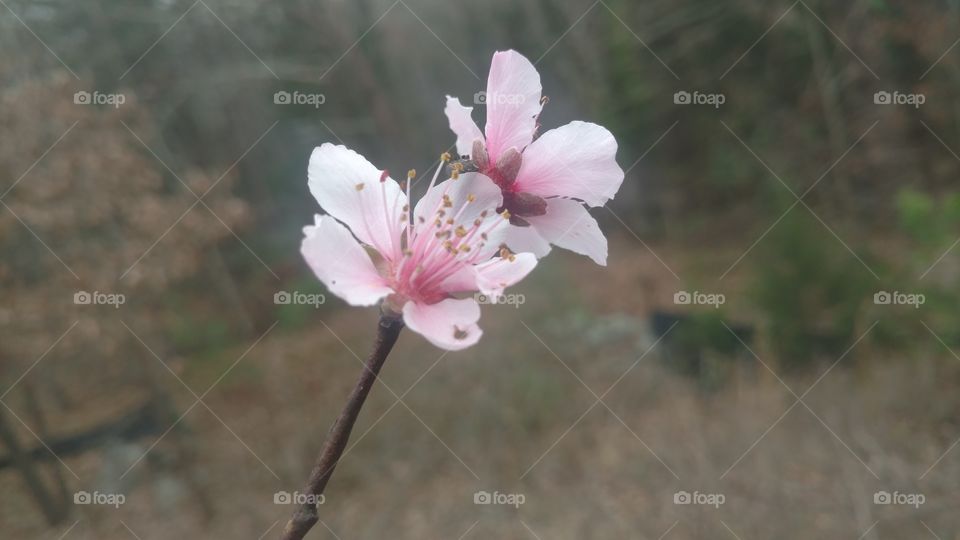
444, 96, 484, 156
308, 143, 407, 260
473, 253, 538, 299
413, 172, 503, 227
402, 298, 483, 351
483, 50, 543, 162
301, 215, 394, 306
525, 198, 608, 265
501, 226, 552, 259
437, 266, 478, 295
512, 121, 624, 207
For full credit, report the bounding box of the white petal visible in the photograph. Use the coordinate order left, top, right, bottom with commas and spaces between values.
307, 143, 407, 260
301, 215, 394, 306
483, 50, 543, 162
444, 96, 484, 157
473, 253, 537, 299
525, 198, 608, 265
513, 122, 624, 207
402, 298, 483, 351
501, 225, 552, 259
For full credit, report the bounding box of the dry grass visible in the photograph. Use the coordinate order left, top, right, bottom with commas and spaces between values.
3, 246, 960, 539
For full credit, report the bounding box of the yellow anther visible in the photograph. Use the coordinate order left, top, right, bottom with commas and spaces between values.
355, 183, 365, 191
500, 209, 511, 220
460, 244, 471, 252
441, 152, 452, 162
455, 225, 467, 238
446, 218, 454, 225
407, 169, 416, 179
451, 170, 460, 180
467, 194, 476, 203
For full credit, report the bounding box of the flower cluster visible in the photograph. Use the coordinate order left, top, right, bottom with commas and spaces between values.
301, 50, 625, 350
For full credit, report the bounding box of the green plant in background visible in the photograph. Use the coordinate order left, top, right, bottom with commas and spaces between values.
750, 211, 876, 370
893, 188, 960, 345
897, 188, 960, 251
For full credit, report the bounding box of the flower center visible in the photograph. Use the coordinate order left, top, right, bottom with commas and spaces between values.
386, 156, 508, 304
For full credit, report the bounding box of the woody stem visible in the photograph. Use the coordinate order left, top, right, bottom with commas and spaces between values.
279, 313, 404, 540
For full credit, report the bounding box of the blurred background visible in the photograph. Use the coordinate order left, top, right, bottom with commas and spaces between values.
2, 0, 960, 538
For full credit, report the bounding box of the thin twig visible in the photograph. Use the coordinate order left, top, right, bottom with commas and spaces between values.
280, 313, 404, 540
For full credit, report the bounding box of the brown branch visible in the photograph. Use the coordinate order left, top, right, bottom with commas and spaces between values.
279, 313, 404, 540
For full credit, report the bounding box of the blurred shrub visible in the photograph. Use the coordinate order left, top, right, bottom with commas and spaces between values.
749, 212, 875, 369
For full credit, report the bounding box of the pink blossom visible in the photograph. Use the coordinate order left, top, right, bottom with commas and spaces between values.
301, 143, 537, 350
444, 50, 625, 265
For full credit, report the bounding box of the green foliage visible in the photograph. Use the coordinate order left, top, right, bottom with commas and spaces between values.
750, 212, 876, 368
891, 188, 960, 345
897, 188, 960, 248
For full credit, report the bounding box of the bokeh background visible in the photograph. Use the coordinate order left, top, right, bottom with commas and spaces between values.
3, 0, 960, 538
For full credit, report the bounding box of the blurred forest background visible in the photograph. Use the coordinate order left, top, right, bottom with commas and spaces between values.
2, 0, 960, 538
